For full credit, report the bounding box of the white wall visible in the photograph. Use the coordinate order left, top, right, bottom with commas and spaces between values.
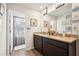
7, 3, 55, 53
0, 4, 7, 56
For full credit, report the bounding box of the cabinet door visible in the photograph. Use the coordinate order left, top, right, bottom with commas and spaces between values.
43, 41, 67, 56
34, 35, 43, 54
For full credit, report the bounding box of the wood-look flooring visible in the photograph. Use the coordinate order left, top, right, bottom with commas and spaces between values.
11, 49, 42, 56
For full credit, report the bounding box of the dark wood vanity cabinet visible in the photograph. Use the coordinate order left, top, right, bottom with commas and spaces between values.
34, 35, 43, 54
43, 42, 67, 56
43, 38, 68, 56
33, 35, 76, 56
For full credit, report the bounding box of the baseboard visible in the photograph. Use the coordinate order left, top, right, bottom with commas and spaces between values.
25, 47, 34, 51
14, 44, 25, 50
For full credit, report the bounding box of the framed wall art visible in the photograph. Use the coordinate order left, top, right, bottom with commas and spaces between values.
30, 18, 38, 27
43, 21, 49, 27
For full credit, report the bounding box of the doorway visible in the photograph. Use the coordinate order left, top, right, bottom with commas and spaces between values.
8, 11, 26, 55
13, 16, 25, 50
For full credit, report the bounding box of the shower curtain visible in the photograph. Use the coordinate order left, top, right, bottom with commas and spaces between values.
13, 16, 25, 47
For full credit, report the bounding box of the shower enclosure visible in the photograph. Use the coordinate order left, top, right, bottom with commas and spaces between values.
13, 16, 25, 48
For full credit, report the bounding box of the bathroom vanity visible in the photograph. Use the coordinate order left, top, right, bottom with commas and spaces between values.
33, 33, 77, 56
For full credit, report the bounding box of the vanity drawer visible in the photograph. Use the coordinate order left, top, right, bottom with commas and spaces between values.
43, 37, 68, 50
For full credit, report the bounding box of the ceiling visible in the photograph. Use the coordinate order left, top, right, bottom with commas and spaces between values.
7, 3, 72, 16
12, 3, 53, 11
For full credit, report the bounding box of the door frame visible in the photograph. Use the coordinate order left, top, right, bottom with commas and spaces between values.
8, 10, 26, 55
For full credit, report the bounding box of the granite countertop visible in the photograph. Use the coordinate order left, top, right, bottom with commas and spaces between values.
34, 33, 77, 44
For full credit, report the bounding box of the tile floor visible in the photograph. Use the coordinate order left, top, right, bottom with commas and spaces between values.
11, 49, 42, 56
